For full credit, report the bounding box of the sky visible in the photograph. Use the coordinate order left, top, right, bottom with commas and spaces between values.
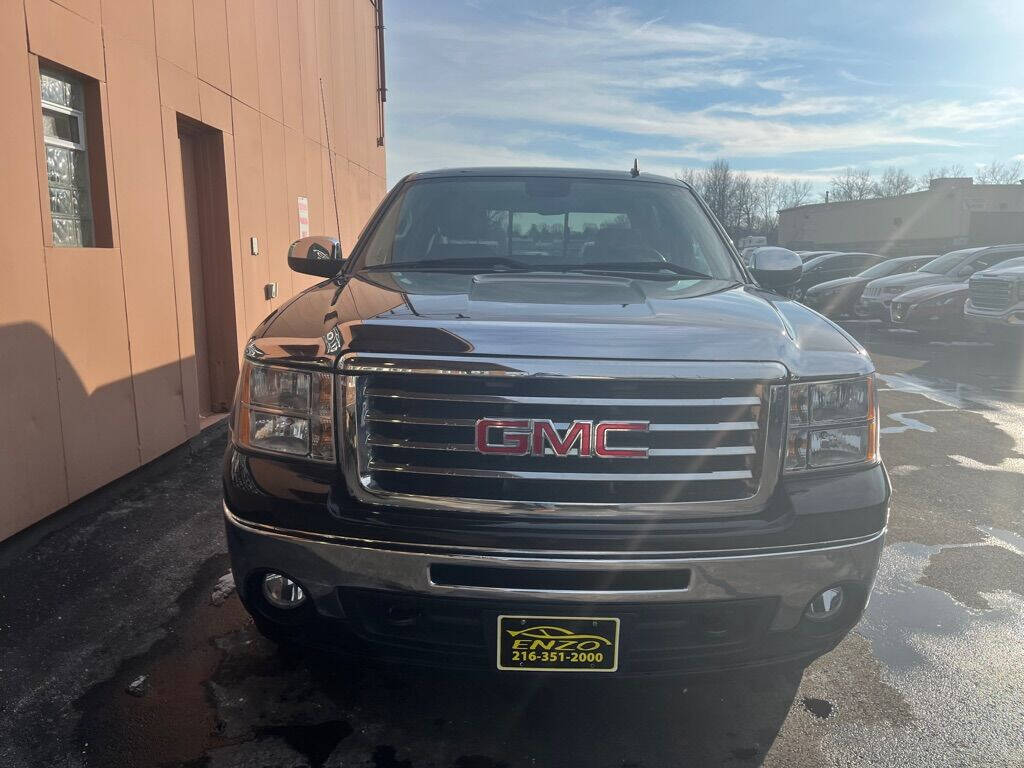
382, 1, 1024, 190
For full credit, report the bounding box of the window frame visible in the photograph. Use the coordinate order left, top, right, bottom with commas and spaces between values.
40, 98, 88, 153
38, 66, 96, 248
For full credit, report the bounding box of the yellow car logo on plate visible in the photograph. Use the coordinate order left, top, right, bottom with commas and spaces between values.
505, 625, 613, 651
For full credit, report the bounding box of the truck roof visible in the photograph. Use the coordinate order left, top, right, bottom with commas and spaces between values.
404, 166, 690, 187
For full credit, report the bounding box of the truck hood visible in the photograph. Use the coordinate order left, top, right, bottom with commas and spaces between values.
975, 264, 1024, 280
251, 271, 873, 379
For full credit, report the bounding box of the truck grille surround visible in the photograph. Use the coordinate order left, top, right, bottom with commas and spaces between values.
340, 356, 787, 517
969, 278, 1014, 311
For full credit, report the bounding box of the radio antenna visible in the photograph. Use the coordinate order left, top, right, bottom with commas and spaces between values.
630, 158, 640, 177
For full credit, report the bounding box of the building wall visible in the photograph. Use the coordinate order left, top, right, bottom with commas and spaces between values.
779, 180, 1024, 256
0, 0, 387, 540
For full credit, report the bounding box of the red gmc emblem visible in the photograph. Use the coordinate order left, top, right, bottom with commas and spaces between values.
475, 419, 649, 458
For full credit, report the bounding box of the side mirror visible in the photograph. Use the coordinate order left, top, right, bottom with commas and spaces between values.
748, 247, 803, 291
287, 236, 345, 278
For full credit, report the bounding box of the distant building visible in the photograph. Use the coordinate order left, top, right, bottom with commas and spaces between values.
779, 178, 1024, 256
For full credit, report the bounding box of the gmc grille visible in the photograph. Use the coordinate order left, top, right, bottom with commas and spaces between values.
343, 362, 783, 512
970, 278, 1014, 311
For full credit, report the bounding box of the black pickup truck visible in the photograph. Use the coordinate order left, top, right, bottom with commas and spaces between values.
224, 168, 888, 676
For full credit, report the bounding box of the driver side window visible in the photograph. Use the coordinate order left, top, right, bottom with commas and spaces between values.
968, 251, 1024, 275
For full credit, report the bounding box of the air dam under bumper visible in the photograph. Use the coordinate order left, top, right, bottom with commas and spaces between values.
225, 505, 884, 674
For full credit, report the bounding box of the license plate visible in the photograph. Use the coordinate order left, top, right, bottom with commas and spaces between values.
496, 615, 620, 672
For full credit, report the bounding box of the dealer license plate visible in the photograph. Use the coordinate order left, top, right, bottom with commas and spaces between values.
496, 615, 620, 672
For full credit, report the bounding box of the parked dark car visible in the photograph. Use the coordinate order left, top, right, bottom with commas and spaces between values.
857, 245, 1024, 321
796, 250, 839, 263
796, 252, 886, 298
803, 255, 937, 318
889, 282, 971, 338
224, 167, 888, 677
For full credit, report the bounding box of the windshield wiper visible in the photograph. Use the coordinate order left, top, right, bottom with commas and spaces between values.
358, 256, 531, 273
550, 261, 714, 280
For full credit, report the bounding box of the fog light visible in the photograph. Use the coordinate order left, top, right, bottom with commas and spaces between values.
804, 587, 844, 621
262, 572, 306, 609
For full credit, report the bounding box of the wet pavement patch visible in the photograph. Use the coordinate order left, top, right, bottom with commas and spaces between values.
452, 756, 510, 768
372, 744, 413, 768
257, 721, 353, 768
919, 544, 1024, 610
801, 697, 834, 719
798, 632, 913, 729
74, 553, 244, 767
730, 746, 760, 760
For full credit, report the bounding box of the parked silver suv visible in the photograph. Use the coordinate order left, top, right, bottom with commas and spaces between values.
965, 255, 1024, 335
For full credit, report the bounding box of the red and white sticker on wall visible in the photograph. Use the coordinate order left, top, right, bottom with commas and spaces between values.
297, 196, 310, 238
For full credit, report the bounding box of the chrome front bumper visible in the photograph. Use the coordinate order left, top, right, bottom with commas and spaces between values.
225, 505, 885, 632
965, 302, 1024, 326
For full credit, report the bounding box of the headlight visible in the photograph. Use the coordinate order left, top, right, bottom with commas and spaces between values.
883, 286, 903, 295
235, 361, 335, 462
785, 376, 877, 472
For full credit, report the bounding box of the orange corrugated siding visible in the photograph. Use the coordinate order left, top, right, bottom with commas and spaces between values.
0, 0, 387, 540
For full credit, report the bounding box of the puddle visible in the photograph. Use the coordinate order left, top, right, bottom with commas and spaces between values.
877, 372, 977, 409
880, 408, 955, 434
981, 525, 1024, 553
858, 542, 979, 670
801, 697, 834, 719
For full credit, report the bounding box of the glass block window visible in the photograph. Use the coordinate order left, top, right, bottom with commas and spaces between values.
40, 69, 93, 247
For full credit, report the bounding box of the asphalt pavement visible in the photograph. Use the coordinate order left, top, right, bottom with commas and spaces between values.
1, 324, 1022, 768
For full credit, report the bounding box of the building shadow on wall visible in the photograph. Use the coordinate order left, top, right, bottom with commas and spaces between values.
0, 321, 219, 543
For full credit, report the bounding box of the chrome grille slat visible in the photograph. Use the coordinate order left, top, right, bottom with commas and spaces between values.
341, 355, 787, 516
364, 435, 756, 457
365, 388, 761, 407
366, 415, 760, 431
367, 461, 753, 482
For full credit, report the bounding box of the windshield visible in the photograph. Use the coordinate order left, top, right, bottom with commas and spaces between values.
859, 260, 908, 279
356, 177, 741, 280
920, 249, 974, 274
801, 254, 833, 270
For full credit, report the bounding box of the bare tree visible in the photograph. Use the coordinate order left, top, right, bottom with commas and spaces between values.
874, 166, 916, 197
917, 164, 967, 190
781, 179, 813, 208
753, 176, 783, 234
732, 173, 756, 234
677, 162, 816, 241
976, 159, 1024, 184
701, 159, 735, 227
675, 168, 699, 188
828, 167, 875, 201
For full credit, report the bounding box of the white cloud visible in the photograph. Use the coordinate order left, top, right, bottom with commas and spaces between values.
386, 5, 1023, 183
